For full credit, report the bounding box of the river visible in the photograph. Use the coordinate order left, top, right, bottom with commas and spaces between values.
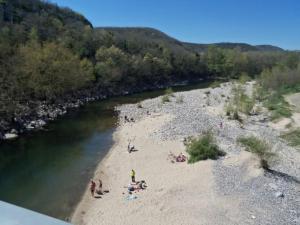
0, 82, 211, 221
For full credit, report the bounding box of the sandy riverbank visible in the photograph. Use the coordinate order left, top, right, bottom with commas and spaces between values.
71, 113, 256, 225
71, 82, 299, 225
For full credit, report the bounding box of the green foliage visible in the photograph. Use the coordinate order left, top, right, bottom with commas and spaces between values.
95, 45, 130, 85
161, 95, 170, 103
238, 72, 251, 84
225, 84, 255, 117
186, 132, 225, 163
238, 136, 274, 169
263, 93, 292, 120
17, 42, 93, 100
281, 129, 300, 148
0, 0, 300, 128
210, 80, 222, 88
165, 87, 174, 96
255, 64, 300, 120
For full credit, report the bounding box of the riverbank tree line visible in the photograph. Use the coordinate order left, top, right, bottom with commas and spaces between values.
1, 0, 300, 131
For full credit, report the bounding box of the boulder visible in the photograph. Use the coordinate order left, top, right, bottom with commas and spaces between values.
4, 133, 18, 140
275, 191, 284, 198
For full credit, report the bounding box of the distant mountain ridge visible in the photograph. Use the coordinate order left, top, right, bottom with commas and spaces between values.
96, 27, 284, 53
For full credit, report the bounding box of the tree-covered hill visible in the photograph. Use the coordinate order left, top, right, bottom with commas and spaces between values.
183, 42, 283, 53
98, 27, 284, 53
0, 0, 299, 137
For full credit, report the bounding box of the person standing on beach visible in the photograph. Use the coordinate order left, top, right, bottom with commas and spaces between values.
131, 169, 136, 183
96, 179, 103, 195
90, 180, 96, 197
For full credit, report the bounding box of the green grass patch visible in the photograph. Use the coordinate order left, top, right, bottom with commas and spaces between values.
281, 129, 300, 147
210, 81, 222, 88
165, 87, 174, 97
186, 132, 225, 163
237, 136, 274, 169
238, 73, 251, 84
263, 93, 292, 120
161, 87, 175, 104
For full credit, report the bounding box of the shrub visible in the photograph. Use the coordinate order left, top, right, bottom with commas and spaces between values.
165, 87, 174, 97
176, 95, 184, 103
225, 84, 255, 118
263, 93, 292, 120
238, 72, 251, 84
237, 136, 274, 169
210, 81, 222, 88
186, 132, 225, 163
161, 95, 170, 103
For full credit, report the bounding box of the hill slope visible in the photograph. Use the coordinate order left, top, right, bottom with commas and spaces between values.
97, 27, 284, 53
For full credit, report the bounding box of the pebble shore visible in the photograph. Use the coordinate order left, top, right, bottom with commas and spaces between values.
117, 82, 300, 225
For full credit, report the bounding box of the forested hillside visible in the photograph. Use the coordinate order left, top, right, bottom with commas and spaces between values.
0, 0, 299, 137
100, 27, 283, 53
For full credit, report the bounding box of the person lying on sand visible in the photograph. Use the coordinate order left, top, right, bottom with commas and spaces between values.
136, 180, 147, 190
168, 152, 187, 163
176, 152, 186, 162
126, 181, 147, 193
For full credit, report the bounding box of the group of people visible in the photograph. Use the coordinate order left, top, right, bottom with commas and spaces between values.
89, 179, 103, 198
127, 169, 147, 194
124, 115, 135, 123
168, 152, 187, 163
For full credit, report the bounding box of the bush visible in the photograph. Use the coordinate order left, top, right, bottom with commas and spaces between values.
161, 95, 170, 103
186, 132, 225, 163
175, 95, 184, 103
238, 72, 251, 84
165, 87, 174, 97
225, 84, 255, 118
210, 81, 222, 88
237, 136, 274, 169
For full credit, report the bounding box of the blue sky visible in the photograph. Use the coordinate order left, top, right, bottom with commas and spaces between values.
50, 0, 300, 50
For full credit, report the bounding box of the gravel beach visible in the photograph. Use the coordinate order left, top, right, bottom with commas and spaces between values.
72, 82, 300, 225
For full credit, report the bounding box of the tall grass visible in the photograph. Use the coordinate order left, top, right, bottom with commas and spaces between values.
238, 136, 274, 169
281, 129, 300, 147
225, 84, 255, 120
256, 65, 300, 120
161, 87, 174, 103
